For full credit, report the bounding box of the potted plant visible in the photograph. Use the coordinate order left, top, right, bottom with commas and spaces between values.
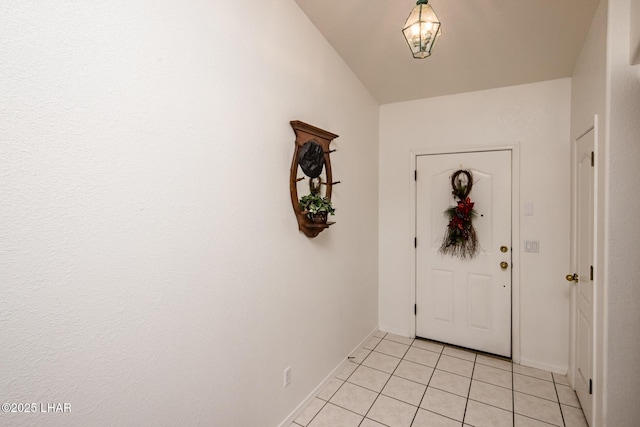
299, 193, 336, 224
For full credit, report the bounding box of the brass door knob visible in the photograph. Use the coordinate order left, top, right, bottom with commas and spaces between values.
566, 273, 578, 282
500, 261, 509, 269
500, 246, 509, 253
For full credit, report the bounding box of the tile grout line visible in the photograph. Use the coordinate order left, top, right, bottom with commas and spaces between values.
553, 374, 567, 427
295, 332, 585, 427
512, 369, 568, 427
358, 333, 388, 426
460, 352, 477, 425
358, 333, 399, 426
359, 336, 451, 426
302, 397, 328, 427
307, 334, 379, 427
403, 337, 424, 427
360, 336, 418, 426
409, 340, 443, 426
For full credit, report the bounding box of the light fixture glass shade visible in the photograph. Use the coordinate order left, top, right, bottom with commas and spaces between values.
402, 0, 442, 59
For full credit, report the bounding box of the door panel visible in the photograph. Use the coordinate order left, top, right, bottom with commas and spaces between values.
416, 150, 512, 357
432, 269, 454, 322
572, 129, 594, 424
468, 274, 492, 331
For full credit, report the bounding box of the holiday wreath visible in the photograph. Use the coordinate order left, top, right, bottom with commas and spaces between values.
439, 169, 479, 259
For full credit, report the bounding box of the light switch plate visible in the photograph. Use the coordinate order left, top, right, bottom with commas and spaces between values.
524, 240, 539, 253
524, 203, 534, 216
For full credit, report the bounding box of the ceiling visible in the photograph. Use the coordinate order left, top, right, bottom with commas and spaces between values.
295, 0, 600, 104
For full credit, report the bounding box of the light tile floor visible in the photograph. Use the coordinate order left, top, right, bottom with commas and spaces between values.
290, 331, 588, 427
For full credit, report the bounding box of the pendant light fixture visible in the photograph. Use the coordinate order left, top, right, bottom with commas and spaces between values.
402, 0, 442, 59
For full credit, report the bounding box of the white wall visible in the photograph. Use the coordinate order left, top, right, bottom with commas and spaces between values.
604, 0, 640, 424
0, 1, 379, 426
379, 79, 572, 372
571, 1, 607, 137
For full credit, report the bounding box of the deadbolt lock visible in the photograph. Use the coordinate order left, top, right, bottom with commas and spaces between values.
500, 246, 509, 253
500, 261, 509, 269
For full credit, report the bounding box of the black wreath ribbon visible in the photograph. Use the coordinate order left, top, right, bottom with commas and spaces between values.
439, 170, 479, 259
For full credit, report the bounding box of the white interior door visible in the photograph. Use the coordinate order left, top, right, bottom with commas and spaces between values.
416, 150, 512, 357
571, 129, 594, 425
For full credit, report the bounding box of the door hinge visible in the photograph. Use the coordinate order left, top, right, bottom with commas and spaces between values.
591, 151, 595, 167
589, 379, 593, 394
414, 237, 417, 248
414, 304, 417, 315
590, 265, 594, 281
414, 170, 417, 181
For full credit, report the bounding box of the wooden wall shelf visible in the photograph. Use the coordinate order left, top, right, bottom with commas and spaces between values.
289, 121, 339, 238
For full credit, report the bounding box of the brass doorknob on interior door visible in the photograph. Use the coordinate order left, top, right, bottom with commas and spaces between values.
500, 261, 509, 269
566, 273, 579, 282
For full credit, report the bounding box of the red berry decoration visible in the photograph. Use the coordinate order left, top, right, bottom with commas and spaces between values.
439, 170, 479, 259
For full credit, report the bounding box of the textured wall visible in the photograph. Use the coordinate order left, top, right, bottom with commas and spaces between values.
379, 79, 572, 372
0, 1, 379, 425
605, 0, 640, 424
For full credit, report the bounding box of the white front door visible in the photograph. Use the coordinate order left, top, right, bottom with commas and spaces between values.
572, 129, 594, 425
416, 150, 512, 357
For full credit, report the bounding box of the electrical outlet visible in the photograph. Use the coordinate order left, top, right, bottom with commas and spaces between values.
284, 366, 291, 388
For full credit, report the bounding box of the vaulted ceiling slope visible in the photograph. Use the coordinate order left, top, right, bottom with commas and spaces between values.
295, 0, 600, 104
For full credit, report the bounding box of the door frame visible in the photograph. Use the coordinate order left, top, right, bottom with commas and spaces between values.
409, 143, 521, 363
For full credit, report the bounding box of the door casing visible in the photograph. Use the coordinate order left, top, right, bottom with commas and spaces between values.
569, 120, 598, 426
409, 143, 521, 364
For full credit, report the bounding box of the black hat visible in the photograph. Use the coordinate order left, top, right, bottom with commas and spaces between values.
298, 140, 325, 178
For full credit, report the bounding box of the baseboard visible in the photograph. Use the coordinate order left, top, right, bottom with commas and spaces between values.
518, 357, 568, 376
378, 325, 414, 339
278, 327, 379, 427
